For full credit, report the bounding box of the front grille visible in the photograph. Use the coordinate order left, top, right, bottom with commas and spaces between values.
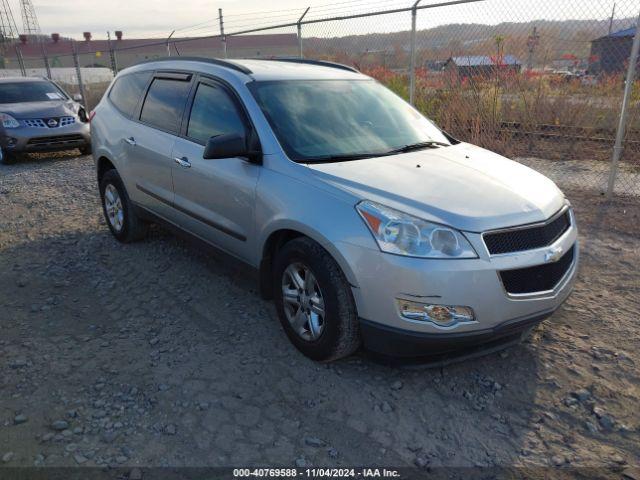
23, 119, 47, 128
484, 210, 571, 255
499, 245, 575, 295
27, 134, 85, 147
23, 116, 76, 128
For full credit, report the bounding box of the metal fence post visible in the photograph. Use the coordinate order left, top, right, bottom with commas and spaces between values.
219, 8, 227, 58
71, 40, 88, 108
41, 42, 52, 79
607, 9, 640, 199
409, 0, 421, 105
107, 31, 118, 75
298, 7, 310, 58
15, 45, 26, 77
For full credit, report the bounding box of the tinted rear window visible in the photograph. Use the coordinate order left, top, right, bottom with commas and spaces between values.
139, 78, 191, 134
109, 72, 151, 117
0, 81, 67, 103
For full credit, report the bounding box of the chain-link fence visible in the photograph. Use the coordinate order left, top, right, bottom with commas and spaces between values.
1, 0, 638, 200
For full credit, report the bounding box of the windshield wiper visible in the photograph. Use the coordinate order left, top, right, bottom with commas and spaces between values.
301, 152, 392, 164
386, 140, 450, 155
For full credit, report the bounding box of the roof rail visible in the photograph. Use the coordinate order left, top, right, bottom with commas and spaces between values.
256, 57, 359, 73
129, 57, 252, 75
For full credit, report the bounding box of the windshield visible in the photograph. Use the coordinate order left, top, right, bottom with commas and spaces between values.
249, 79, 450, 162
0, 81, 67, 104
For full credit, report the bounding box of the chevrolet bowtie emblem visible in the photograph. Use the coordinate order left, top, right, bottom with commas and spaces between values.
545, 246, 563, 263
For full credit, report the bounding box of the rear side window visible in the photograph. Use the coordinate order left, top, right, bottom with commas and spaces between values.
140, 78, 191, 134
187, 83, 246, 144
108, 72, 151, 118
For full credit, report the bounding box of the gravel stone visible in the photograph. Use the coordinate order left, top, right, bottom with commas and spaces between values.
50, 420, 69, 431
13, 414, 28, 425
304, 436, 326, 447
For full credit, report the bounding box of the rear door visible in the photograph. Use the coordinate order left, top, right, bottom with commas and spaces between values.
171, 77, 260, 261
128, 72, 193, 219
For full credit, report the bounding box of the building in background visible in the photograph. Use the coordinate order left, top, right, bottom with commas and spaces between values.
5, 32, 299, 70
589, 26, 637, 74
444, 54, 521, 79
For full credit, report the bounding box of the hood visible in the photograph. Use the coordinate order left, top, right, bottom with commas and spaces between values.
306, 143, 565, 232
0, 100, 79, 119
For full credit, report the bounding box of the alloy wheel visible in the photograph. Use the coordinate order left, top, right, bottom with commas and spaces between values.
104, 184, 124, 232
281, 262, 326, 341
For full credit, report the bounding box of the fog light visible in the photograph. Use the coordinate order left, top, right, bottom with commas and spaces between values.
6, 138, 17, 147
396, 299, 475, 328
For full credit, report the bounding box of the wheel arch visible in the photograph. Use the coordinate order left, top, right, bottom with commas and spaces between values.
97, 156, 116, 183
258, 223, 359, 301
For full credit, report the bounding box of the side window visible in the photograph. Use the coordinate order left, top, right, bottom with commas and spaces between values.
187, 83, 246, 145
108, 72, 151, 118
140, 78, 191, 134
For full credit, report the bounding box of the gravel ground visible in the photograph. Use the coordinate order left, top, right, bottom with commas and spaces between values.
0, 153, 638, 473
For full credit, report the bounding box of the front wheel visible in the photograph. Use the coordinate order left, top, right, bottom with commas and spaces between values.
0, 150, 18, 165
99, 169, 147, 242
273, 237, 360, 362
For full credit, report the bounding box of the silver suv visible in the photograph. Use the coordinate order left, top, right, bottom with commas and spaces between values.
91, 58, 578, 362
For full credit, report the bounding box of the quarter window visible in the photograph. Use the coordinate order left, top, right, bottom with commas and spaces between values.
187, 83, 246, 144
140, 78, 191, 134
108, 72, 151, 118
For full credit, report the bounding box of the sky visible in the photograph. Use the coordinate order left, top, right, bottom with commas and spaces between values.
12, 0, 630, 40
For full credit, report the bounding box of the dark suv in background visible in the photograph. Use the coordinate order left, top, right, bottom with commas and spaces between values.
0, 77, 91, 164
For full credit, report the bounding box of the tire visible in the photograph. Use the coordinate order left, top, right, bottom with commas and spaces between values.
0, 150, 18, 165
273, 237, 360, 362
79, 144, 92, 156
99, 169, 147, 243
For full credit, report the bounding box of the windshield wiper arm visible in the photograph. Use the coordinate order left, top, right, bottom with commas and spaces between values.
301, 152, 391, 163
386, 140, 450, 154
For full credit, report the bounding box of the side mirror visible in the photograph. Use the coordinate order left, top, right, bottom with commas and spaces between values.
72, 93, 83, 102
203, 133, 256, 161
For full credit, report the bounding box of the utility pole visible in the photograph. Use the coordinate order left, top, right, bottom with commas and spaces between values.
14, 44, 25, 76
41, 41, 51, 78
219, 8, 227, 58
71, 40, 87, 108
297, 7, 310, 58
166, 30, 175, 57
526, 26, 540, 71
409, 0, 421, 105
608, 3, 616, 34
607, 8, 640, 198
107, 31, 118, 75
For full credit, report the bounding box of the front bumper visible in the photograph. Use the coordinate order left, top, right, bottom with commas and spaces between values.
360, 310, 551, 358
1, 122, 90, 153
339, 209, 579, 356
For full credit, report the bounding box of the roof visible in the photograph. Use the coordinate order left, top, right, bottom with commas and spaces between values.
125, 58, 367, 81
8, 33, 298, 57
447, 55, 521, 67
593, 26, 636, 41
0, 76, 48, 83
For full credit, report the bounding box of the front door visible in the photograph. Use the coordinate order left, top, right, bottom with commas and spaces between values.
171, 79, 260, 262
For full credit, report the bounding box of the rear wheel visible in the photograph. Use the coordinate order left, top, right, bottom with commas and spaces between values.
273, 237, 360, 362
99, 169, 147, 242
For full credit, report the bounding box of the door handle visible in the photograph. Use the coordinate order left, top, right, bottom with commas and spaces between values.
124, 137, 136, 146
174, 156, 191, 168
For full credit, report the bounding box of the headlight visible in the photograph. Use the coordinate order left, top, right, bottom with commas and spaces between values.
0, 113, 20, 129
356, 200, 477, 258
